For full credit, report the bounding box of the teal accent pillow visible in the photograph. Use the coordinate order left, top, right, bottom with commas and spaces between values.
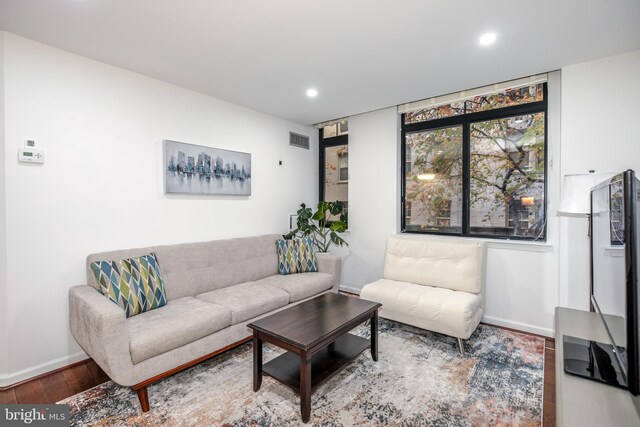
276, 239, 299, 275
297, 236, 318, 273
90, 252, 167, 317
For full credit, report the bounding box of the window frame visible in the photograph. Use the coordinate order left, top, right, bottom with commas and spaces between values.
338, 152, 349, 183
319, 128, 348, 202
400, 83, 548, 241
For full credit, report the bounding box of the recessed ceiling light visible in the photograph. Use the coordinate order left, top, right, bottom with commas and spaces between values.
306, 88, 318, 98
479, 32, 497, 46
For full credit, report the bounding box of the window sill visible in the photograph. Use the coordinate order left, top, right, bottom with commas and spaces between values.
484, 239, 552, 252
461, 236, 552, 252
400, 232, 553, 252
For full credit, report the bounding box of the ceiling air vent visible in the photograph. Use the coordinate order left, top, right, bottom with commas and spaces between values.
289, 132, 310, 150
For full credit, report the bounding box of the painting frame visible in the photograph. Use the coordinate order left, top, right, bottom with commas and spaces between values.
163, 140, 252, 196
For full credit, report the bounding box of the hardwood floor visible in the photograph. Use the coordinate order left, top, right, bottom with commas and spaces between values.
543, 338, 556, 426
0, 359, 109, 405
0, 335, 557, 426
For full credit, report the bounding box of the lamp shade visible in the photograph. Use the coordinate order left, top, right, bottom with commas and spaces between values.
557, 172, 616, 215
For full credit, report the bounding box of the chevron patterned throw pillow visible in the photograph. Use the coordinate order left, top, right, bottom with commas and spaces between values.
90, 252, 167, 317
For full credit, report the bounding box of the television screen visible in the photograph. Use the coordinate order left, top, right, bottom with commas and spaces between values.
591, 177, 627, 373
631, 171, 640, 394
590, 170, 640, 395
564, 170, 639, 395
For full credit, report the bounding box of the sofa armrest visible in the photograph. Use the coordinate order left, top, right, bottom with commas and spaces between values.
69, 285, 134, 385
316, 252, 341, 292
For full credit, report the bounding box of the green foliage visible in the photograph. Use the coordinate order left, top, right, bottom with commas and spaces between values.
468, 113, 545, 224
406, 112, 545, 232
283, 201, 349, 252
406, 127, 463, 228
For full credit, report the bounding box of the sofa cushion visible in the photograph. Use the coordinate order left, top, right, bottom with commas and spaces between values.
383, 235, 485, 294
256, 273, 333, 302
90, 252, 167, 318
296, 237, 318, 273
196, 282, 290, 324
276, 239, 299, 275
127, 297, 231, 364
360, 278, 483, 339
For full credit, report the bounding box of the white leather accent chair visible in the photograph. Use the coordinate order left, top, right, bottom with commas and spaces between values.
360, 235, 486, 354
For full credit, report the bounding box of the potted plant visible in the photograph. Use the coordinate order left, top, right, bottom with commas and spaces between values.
284, 201, 348, 252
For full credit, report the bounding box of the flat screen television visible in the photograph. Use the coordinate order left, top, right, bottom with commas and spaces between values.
563, 169, 639, 395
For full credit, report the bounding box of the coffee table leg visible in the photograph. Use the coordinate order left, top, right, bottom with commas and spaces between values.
371, 310, 379, 361
300, 351, 311, 423
253, 332, 262, 392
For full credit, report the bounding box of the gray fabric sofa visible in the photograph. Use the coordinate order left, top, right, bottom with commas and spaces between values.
69, 234, 341, 411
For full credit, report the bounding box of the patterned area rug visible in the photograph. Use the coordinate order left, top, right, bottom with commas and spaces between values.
61, 320, 544, 426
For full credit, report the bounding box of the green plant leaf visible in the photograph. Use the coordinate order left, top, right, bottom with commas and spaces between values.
289, 201, 349, 251
329, 231, 348, 247
329, 201, 343, 215
298, 207, 312, 220
330, 221, 347, 233
317, 201, 329, 213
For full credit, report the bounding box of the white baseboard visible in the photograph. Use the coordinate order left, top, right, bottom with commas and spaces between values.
0, 351, 88, 388
339, 288, 554, 338
482, 315, 554, 338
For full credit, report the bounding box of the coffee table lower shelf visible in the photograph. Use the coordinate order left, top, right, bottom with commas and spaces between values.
262, 333, 369, 393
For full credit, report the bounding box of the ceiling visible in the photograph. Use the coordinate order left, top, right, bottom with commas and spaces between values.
1, 1, 639, 125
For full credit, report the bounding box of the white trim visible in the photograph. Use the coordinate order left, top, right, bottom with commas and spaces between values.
397, 232, 553, 252
485, 240, 553, 253
0, 351, 88, 388
343, 288, 553, 337
482, 315, 554, 338
337, 289, 553, 337
397, 73, 548, 114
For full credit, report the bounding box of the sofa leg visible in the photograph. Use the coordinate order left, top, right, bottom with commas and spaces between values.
135, 386, 150, 412
457, 338, 465, 355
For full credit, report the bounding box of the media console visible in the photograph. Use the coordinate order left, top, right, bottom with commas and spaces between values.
555, 307, 640, 426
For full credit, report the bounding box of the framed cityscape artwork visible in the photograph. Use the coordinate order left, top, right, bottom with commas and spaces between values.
164, 140, 251, 196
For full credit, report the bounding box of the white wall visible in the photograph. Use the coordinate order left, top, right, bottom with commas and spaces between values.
0, 33, 318, 386
339, 107, 400, 291
559, 49, 640, 310
0, 31, 8, 380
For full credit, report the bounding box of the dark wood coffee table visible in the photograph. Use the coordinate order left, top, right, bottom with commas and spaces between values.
247, 292, 381, 423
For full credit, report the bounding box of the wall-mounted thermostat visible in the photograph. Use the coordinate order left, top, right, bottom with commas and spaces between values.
18, 140, 45, 164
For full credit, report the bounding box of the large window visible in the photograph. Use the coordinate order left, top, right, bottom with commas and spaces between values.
402, 83, 547, 240
320, 121, 348, 221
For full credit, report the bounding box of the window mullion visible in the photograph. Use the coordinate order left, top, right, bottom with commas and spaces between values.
462, 122, 471, 236
400, 127, 407, 232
